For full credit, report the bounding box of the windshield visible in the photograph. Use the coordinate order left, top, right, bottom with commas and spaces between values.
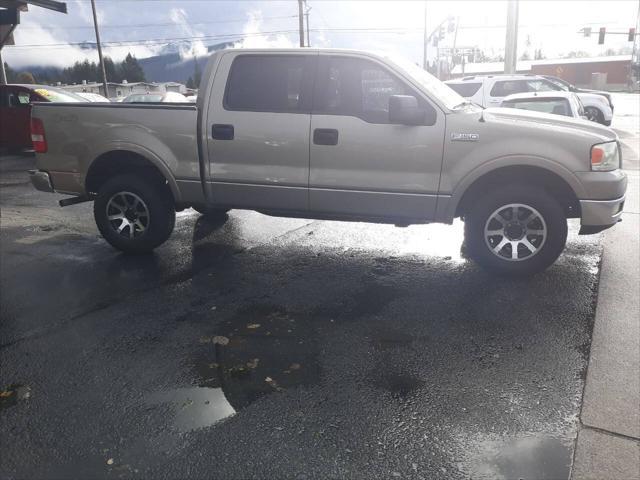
387, 55, 466, 110
33, 88, 86, 103
544, 77, 570, 91
124, 94, 164, 103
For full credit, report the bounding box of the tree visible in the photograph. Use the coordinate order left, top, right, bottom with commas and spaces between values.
519, 51, 531, 61
120, 53, 146, 82
103, 56, 122, 83
193, 56, 201, 89
534, 49, 545, 60
17, 72, 36, 84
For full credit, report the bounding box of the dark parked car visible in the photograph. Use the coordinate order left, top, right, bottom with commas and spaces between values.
0, 84, 87, 151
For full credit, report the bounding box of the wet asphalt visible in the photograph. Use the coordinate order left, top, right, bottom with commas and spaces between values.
0, 153, 604, 479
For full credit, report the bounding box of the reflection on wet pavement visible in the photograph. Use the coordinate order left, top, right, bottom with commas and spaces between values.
464, 435, 571, 480
147, 387, 235, 431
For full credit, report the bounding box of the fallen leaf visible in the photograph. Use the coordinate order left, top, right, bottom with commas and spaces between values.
265, 377, 273, 382
246, 358, 259, 369
0, 390, 13, 398
210, 306, 217, 311
289, 363, 301, 370
106, 458, 114, 465
199, 336, 212, 344
212, 336, 229, 346
247, 323, 261, 329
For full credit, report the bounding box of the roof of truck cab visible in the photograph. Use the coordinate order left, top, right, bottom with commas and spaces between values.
210, 47, 391, 57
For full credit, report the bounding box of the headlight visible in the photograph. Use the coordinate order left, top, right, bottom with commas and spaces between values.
591, 141, 620, 171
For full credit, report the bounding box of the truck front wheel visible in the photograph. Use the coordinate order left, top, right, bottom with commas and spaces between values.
464, 186, 568, 275
94, 174, 176, 253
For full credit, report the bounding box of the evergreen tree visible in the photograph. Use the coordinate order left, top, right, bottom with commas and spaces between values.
120, 53, 146, 82
193, 56, 201, 89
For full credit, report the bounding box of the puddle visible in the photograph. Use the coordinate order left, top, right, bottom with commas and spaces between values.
464, 435, 571, 480
373, 373, 425, 399
191, 304, 321, 412
371, 329, 415, 350
0, 384, 31, 410
147, 387, 235, 431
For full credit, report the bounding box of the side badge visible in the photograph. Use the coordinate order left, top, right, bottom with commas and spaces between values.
451, 133, 479, 142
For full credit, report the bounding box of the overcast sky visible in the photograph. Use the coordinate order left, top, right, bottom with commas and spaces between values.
3, 0, 639, 69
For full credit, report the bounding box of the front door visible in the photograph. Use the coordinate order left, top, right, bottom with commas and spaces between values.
309, 55, 445, 221
204, 52, 316, 212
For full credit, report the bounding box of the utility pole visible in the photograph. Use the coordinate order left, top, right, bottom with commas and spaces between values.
305, 5, 311, 47
504, 0, 519, 74
91, 0, 109, 97
422, 1, 428, 69
298, 0, 305, 47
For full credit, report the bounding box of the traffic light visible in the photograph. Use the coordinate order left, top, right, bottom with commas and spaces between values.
629, 28, 636, 42
598, 27, 605, 44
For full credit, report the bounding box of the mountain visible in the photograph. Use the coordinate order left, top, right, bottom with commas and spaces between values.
137, 41, 235, 83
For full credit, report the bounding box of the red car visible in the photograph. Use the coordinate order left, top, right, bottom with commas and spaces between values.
0, 84, 87, 151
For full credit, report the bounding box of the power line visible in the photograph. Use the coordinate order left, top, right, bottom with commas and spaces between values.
18, 14, 298, 30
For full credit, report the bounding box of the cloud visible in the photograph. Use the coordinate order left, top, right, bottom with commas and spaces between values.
73, 0, 104, 24
3, 22, 160, 69
232, 10, 296, 49
168, 8, 208, 59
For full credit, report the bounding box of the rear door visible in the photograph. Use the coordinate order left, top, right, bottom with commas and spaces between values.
308, 54, 445, 220
204, 51, 316, 212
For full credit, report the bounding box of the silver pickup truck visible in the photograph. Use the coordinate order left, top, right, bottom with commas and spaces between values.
29, 48, 627, 275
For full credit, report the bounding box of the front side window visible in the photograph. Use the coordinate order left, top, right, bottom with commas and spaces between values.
315, 56, 435, 124
490, 80, 528, 97
224, 55, 311, 113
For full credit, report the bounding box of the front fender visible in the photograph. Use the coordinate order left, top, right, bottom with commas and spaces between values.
441, 155, 586, 222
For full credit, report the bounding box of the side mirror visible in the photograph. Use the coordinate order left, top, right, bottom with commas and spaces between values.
389, 95, 428, 125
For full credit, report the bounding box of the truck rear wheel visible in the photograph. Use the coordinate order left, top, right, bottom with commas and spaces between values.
464, 185, 568, 275
94, 174, 175, 253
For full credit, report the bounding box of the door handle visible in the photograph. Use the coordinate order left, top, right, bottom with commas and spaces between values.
313, 128, 339, 146
212, 124, 234, 140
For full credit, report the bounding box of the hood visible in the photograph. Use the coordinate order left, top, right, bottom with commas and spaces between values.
577, 88, 612, 101
482, 107, 617, 142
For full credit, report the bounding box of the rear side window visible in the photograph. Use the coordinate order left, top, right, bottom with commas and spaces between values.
224, 55, 311, 113
446, 82, 482, 97
503, 98, 572, 116
490, 80, 528, 97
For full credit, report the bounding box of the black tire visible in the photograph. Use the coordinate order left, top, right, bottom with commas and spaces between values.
584, 106, 605, 125
464, 185, 568, 276
94, 173, 175, 253
192, 205, 230, 218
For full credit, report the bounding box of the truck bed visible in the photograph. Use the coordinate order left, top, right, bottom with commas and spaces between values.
32, 102, 200, 199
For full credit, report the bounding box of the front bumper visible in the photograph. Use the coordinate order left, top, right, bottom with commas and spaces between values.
579, 195, 625, 234
29, 169, 54, 193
